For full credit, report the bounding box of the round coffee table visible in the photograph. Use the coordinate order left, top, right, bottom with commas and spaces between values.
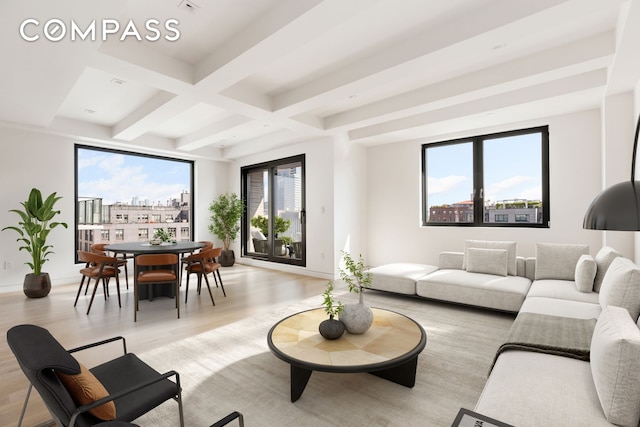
267, 307, 427, 402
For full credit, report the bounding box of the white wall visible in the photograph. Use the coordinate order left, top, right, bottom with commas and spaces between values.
193, 159, 229, 244
0, 126, 229, 292
333, 134, 369, 271
600, 93, 636, 255
229, 137, 336, 279
366, 109, 608, 267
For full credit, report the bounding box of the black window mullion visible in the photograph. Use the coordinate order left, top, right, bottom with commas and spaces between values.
473, 138, 484, 226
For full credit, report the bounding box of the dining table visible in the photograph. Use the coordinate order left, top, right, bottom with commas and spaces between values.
104, 241, 206, 300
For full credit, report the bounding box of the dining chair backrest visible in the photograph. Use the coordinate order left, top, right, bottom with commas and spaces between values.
136, 253, 178, 268
90, 243, 108, 256
77, 250, 117, 267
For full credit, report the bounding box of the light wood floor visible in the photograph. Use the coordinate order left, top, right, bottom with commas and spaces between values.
0, 264, 327, 427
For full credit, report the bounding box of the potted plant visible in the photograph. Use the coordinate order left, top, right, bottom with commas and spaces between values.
249, 215, 291, 255
338, 251, 373, 334
319, 281, 345, 340
152, 228, 175, 245
2, 188, 68, 298
209, 192, 244, 266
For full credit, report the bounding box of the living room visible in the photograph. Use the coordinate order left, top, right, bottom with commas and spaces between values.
1, 1, 640, 426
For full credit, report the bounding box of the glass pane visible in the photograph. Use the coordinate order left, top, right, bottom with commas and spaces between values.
483, 133, 543, 224
425, 142, 474, 223
274, 161, 303, 260
76, 147, 192, 254
246, 168, 269, 254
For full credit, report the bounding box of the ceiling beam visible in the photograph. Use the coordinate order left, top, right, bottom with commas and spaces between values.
349, 68, 608, 141
326, 31, 615, 131
271, 0, 568, 116
176, 115, 251, 151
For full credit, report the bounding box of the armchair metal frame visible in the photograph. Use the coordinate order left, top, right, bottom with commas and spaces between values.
7, 324, 184, 427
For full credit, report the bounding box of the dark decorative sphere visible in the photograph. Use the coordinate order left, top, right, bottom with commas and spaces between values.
319, 318, 345, 340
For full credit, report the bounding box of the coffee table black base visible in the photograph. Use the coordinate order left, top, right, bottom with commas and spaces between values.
289, 356, 419, 402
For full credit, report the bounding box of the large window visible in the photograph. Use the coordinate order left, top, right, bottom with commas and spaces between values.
241, 155, 305, 266
75, 145, 194, 255
422, 126, 549, 227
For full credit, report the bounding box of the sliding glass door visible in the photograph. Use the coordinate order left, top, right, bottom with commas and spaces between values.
242, 155, 305, 266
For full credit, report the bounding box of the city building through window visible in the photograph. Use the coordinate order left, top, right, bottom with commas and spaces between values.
422, 126, 549, 227
75, 145, 194, 257
241, 154, 305, 267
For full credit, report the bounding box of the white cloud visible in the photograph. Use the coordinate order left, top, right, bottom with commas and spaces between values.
427, 175, 468, 194
518, 185, 542, 200
78, 153, 187, 205
486, 175, 534, 200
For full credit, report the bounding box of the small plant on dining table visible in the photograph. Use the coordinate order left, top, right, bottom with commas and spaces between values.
153, 228, 175, 244
322, 281, 344, 319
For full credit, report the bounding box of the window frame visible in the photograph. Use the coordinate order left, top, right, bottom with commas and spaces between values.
421, 126, 550, 228
74, 144, 194, 259
241, 154, 306, 267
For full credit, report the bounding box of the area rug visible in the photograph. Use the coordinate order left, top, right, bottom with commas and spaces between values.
135, 291, 514, 427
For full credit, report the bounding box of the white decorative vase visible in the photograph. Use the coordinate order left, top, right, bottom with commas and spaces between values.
339, 293, 373, 334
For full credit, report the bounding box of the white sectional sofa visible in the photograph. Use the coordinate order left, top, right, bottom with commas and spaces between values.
368, 240, 532, 312
366, 242, 640, 427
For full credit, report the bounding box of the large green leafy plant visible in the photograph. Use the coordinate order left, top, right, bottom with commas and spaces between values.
2, 188, 68, 275
209, 193, 245, 251
250, 215, 291, 237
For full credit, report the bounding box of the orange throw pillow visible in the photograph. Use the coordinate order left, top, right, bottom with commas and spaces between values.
56, 363, 117, 420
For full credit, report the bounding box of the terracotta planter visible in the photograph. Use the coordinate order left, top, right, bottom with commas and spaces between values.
23, 272, 51, 298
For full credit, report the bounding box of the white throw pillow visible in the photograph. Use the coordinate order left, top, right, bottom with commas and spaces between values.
465, 248, 508, 276
463, 240, 516, 276
250, 230, 266, 240
599, 257, 640, 321
534, 243, 589, 281
594, 246, 623, 293
591, 306, 640, 427
575, 254, 597, 293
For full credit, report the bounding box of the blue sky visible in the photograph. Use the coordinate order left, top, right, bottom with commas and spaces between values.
426, 133, 542, 207
77, 148, 190, 205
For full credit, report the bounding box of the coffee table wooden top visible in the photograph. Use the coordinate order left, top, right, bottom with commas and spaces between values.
267, 307, 426, 373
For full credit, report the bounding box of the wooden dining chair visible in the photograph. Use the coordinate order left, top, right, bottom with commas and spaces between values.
182, 247, 227, 305
134, 253, 180, 322
91, 243, 130, 289
75, 250, 121, 315
179, 240, 213, 283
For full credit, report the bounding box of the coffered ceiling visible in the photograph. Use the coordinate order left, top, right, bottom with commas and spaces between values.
1, 0, 639, 161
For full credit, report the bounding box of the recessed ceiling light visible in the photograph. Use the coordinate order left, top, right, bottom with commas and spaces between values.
84, 109, 96, 114
492, 43, 507, 51
111, 78, 126, 85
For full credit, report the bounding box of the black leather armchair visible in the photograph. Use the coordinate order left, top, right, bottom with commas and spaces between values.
7, 324, 184, 427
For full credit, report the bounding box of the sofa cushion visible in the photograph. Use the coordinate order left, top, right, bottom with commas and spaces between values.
591, 306, 640, 427
463, 240, 517, 276
438, 251, 463, 270
366, 263, 438, 295
416, 269, 530, 312
465, 248, 507, 276
520, 296, 602, 319
599, 257, 640, 320
535, 243, 589, 281
594, 246, 623, 293
475, 351, 612, 426
575, 254, 597, 293
526, 280, 600, 304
